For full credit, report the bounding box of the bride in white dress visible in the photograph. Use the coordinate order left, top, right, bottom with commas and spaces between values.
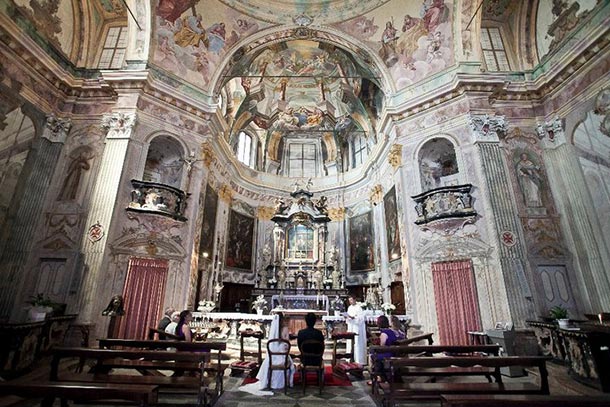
239, 314, 295, 395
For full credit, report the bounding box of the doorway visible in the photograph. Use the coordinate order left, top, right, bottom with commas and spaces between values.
431, 259, 482, 345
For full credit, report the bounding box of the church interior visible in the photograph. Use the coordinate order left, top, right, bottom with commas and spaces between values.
0, 0, 609, 405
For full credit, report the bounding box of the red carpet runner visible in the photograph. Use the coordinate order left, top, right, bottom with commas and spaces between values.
242, 365, 352, 387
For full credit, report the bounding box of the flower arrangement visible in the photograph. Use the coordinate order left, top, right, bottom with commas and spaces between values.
323, 278, 333, 285
198, 300, 215, 312
27, 293, 54, 308
252, 294, 268, 311
356, 301, 370, 310
331, 296, 345, 311
381, 302, 396, 315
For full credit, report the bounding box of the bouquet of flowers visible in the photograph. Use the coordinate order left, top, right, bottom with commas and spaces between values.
323, 278, 333, 287
198, 300, 215, 312
381, 302, 396, 314
252, 294, 268, 311
356, 301, 370, 310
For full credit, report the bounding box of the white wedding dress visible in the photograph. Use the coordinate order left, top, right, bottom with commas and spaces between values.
239, 315, 295, 395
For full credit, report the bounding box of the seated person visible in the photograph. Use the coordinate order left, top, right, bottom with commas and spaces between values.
175, 310, 193, 341
371, 315, 404, 383
164, 311, 181, 335
297, 312, 325, 366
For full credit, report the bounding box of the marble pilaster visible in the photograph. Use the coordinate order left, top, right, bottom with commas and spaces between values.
0, 114, 70, 321
475, 119, 537, 326
77, 112, 137, 325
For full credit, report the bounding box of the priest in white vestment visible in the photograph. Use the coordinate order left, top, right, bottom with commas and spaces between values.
346, 296, 367, 365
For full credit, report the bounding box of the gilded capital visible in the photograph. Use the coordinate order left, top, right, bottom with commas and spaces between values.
328, 207, 346, 221
218, 184, 233, 203
257, 206, 275, 220
201, 142, 215, 168
370, 184, 383, 204
389, 144, 403, 170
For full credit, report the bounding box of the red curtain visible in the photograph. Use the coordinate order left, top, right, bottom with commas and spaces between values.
431, 259, 482, 345
117, 257, 169, 339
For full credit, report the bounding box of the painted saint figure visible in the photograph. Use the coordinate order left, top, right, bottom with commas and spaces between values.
516, 153, 543, 207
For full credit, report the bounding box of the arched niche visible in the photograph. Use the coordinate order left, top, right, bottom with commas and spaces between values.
143, 135, 185, 189
417, 137, 459, 191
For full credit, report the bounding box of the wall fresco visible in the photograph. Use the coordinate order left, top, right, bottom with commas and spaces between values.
349, 210, 375, 271
225, 208, 254, 271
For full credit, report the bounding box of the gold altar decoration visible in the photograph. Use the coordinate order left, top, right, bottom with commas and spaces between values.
328, 207, 346, 221
201, 142, 215, 168
389, 144, 403, 170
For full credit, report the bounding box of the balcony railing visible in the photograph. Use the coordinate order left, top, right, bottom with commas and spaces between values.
127, 179, 188, 221
411, 184, 476, 225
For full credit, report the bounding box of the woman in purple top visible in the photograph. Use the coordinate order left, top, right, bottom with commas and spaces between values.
175, 310, 193, 341
373, 315, 406, 382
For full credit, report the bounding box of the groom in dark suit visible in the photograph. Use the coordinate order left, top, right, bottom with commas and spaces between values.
297, 312, 325, 366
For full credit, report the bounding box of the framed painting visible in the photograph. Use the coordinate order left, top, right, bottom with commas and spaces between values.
349, 211, 375, 271
225, 209, 254, 271
384, 186, 401, 261
198, 184, 217, 256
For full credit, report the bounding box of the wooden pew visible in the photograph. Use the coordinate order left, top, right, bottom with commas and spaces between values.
369, 344, 502, 392
0, 381, 158, 407
441, 394, 610, 407
377, 356, 551, 407
147, 327, 181, 340
51, 346, 225, 407
396, 332, 435, 346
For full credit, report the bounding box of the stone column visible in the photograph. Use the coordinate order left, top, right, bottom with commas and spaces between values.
77, 112, 137, 325
0, 113, 71, 321
540, 120, 610, 312
469, 114, 537, 326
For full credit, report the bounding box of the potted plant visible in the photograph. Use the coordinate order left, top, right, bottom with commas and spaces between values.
26, 293, 54, 322
549, 306, 570, 329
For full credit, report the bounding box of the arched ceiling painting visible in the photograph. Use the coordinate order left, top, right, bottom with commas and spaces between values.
152, 0, 455, 92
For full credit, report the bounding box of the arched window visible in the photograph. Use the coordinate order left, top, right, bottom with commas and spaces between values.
237, 131, 252, 167
98, 26, 127, 69
418, 138, 459, 191
143, 135, 184, 189
351, 133, 369, 168
480, 27, 510, 71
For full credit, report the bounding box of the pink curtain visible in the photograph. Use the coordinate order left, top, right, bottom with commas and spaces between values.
432, 259, 482, 345
117, 257, 169, 339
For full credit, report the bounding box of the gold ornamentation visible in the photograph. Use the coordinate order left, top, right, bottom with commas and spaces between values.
389, 144, 403, 170
370, 184, 383, 204
146, 240, 158, 256
257, 206, 275, 220
201, 142, 215, 168
218, 184, 233, 203
328, 207, 345, 221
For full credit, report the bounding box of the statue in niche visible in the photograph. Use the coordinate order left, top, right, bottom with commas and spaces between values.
277, 265, 287, 290
58, 148, 94, 201
516, 153, 543, 207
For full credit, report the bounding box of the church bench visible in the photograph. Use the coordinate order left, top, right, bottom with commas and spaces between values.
440, 394, 610, 407
396, 332, 434, 346
376, 356, 550, 406
368, 344, 502, 391
148, 327, 181, 340
0, 380, 158, 407
50, 346, 226, 406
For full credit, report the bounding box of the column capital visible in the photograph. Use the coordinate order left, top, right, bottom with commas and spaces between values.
42, 113, 71, 143
101, 112, 137, 139
467, 114, 507, 142
537, 116, 566, 148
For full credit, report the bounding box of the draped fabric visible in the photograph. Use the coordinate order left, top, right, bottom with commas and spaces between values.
117, 257, 169, 339
431, 259, 482, 345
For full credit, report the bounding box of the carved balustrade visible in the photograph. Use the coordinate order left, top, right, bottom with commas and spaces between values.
127, 179, 188, 221
411, 184, 476, 225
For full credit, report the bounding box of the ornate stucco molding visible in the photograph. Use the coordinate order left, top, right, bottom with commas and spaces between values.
201, 142, 215, 168
101, 112, 137, 139
389, 144, 403, 170
594, 88, 610, 136
257, 206, 275, 220
42, 113, 71, 143
467, 114, 507, 142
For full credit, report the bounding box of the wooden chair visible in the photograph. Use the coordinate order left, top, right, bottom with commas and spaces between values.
266, 338, 292, 394
298, 339, 325, 395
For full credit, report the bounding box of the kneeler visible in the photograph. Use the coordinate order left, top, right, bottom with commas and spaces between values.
331, 332, 364, 379
230, 330, 263, 377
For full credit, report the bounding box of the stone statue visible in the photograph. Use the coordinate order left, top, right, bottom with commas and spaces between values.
277, 266, 287, 290
516, 153, 543, 207
274, 197, 289, 214
313, 195, 328, 215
